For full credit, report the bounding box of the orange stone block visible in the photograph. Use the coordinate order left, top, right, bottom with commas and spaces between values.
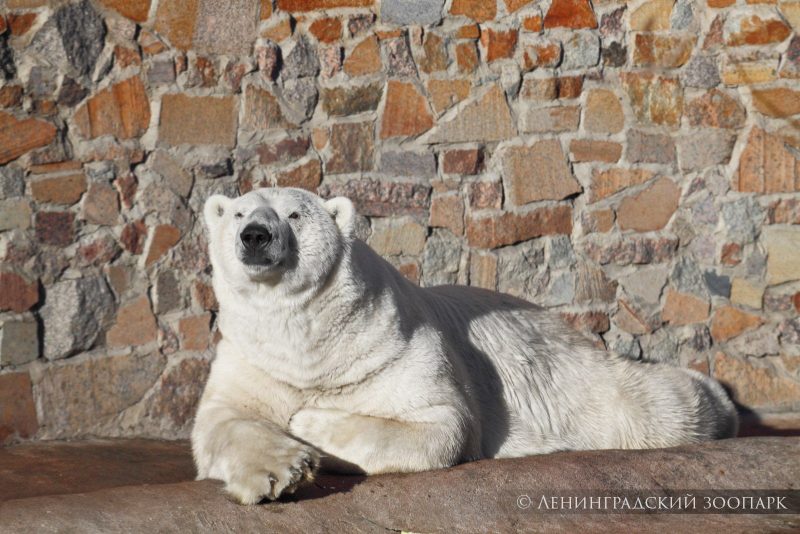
456, 41, 480, 73
309, 17, 342, 43
662, 289, 710, 325
456, 24, 480, 39
721, 61, 778, 85
261, 0, 273, 19
727, 15, 791, 46
584, 89, 624, 133
344, 35, 381, 76
262, 17, 294, 41
589, 168, 654, 203
521, 41, 561, 70
504, 0, 533, 13
714, 352, 800, 410
8, 13, 37, 35
544, 0, 597, 29
629, 0, 673, 31
584, 208, 615, 233
73, 77, 151, 140
569, 139, 622, 163
30, 174, 87, 205
179, 313, 212, 351
503, 140, 581, 205
0, 112, 57, 165
144, 224, 181, 267
522, 15, 543, 32
751, 88, 800, 118
380, 80, 433, 138
710, 306, 764, 343
98, 0, 151, 22
154, 0, 199, 50
427, 78, 471, 114
615, 299, 653, 335
107, 295, 158, 348
736, 127, 800, 193
419, 32, 449, 73
159, 94, 237, 147
480, 27, 518, 62
450, 0, 496, 22
466, 205, 573, 249
276, 158, 322, 192
430, 193, 465, 236
616, 177, 680, 232
685, 89, 747, 129
620, 72, 683, 128
633, 34, 696, 68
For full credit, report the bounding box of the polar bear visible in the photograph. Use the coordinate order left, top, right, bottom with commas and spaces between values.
192, 187, 738, 504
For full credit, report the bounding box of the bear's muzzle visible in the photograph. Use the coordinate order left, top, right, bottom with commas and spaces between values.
237, 207, 288, 269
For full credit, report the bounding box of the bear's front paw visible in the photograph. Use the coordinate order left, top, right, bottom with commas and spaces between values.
223, 442, 319, 505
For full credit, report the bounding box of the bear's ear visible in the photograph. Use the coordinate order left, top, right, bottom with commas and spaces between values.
203, 195, 232, 229
323, 197, 355, 238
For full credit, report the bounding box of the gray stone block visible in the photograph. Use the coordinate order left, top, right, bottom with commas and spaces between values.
41, 277, 115, 361
381, 0, 444, 26
0, 318, 39, 367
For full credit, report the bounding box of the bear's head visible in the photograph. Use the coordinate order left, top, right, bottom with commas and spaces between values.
204, 188, 354, 295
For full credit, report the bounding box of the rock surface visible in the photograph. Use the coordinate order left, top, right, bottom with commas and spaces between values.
0, 437, 797, 532
0, 439, 194, 502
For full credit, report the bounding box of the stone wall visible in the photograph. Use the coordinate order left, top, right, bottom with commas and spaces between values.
0, 0, 798, 444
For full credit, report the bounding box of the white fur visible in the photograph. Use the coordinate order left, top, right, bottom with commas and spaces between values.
192, 187, 738, 504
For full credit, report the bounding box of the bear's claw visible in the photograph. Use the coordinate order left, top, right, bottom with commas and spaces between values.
223, 444, 320, 504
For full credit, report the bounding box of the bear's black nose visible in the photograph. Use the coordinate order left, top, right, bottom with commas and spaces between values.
241, 223, 272, 251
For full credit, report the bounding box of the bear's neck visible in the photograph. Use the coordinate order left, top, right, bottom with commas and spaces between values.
214, 241, 412, 388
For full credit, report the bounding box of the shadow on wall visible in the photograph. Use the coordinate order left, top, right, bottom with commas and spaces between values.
736, 410, 800, 438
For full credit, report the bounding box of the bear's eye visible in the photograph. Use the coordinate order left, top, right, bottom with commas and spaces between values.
234, 212, 243, 219
288, 212, 300, 220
